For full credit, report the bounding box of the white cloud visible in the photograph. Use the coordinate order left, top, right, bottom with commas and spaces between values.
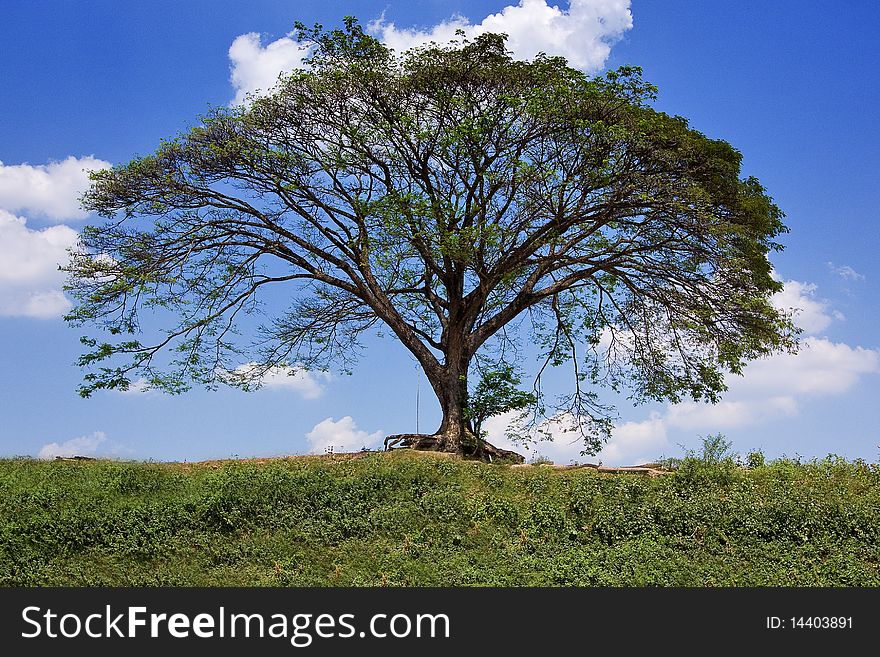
482, 411, 530, 454
228, 1, 633, 104
0, 211, 78, 283
662, 337, 879, 432
113, 377, 153, 395
228, 32, 310, 105
305, 416, 383, 454
657, 255, 880, 432
597, 414, 668, 464
369, 0, 632, 71
665, 397, 798, 431
483, 411, 666, 466
0, 155, 111, 318
484, 275, 879, 462
486, 338, 879, 461
17, 290, 71, 319
0, 156, 110, 221
772, 278, 836, 334
828, 262, 865, 282
735, 337, 879, 397
0, 209, 78, 318
38, 431, 107, 460
662, 268, 880, 431
223, 362, 330, 399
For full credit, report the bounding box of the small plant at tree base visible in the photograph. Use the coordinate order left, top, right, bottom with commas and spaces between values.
464, 365, 537, 449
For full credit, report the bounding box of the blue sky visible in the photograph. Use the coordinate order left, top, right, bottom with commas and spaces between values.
1, 1, 878, 465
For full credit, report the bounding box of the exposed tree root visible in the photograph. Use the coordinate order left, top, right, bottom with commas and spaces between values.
383, 435, 674, 473
384, 433, 526, 464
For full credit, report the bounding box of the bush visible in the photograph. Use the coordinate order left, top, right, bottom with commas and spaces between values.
1, 451, 878, 586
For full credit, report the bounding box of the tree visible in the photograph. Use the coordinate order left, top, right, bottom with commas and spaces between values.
465, 365, 537, 448
66, 18, 796, 460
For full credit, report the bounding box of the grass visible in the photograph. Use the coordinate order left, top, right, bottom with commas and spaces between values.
1, 450, 878, 586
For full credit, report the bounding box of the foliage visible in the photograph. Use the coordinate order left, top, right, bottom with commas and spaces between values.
465, 365, 537, 441
690, 433, 735, 463
746, 449, 766, 469
2, 452, 878, 586
65, 17, 797, 453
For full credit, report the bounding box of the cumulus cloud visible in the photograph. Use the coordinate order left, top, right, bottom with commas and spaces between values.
305, 416, 383, 454
38, 431, 107, 460
369, 0, 632, 71
828, 262, 865, 282
661, 265, 880, 434
113, 377, 153, 395
0, 156, 110, 221
0, 211, 78, 284
597, 414, 668, 464
0, 209, 78, 318
663, 336, 879, 431
484, 411, 667, 465
18, 290, 71, 319
734, 337, 879, 398
484, 277, 878, 463
0, 155, 110, 318
228, 32, 311, 105
665, 397, 798, 431
222, 363, 330, 399
772, 278, 837, 334
228, 1, 632, 104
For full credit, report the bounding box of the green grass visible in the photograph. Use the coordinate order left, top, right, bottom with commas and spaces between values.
1, 451, 878, 586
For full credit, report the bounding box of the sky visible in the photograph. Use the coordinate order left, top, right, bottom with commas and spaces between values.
1, 1, 878, 465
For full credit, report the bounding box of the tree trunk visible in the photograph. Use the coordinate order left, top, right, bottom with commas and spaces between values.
434, 362, 469, 453
379, 323, 524, 463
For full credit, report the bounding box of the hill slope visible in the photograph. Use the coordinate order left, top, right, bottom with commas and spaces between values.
1, 451, 878, 586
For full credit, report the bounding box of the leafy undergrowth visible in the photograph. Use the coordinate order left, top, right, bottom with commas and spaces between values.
1, 451, 878, 586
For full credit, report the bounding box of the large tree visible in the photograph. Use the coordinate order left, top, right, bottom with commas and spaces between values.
66, 19, 795, 460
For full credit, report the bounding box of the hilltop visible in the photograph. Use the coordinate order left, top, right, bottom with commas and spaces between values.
1, 450, 878, 586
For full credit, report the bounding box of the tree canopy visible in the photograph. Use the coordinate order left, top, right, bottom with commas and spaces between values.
66, 18, 796, 459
